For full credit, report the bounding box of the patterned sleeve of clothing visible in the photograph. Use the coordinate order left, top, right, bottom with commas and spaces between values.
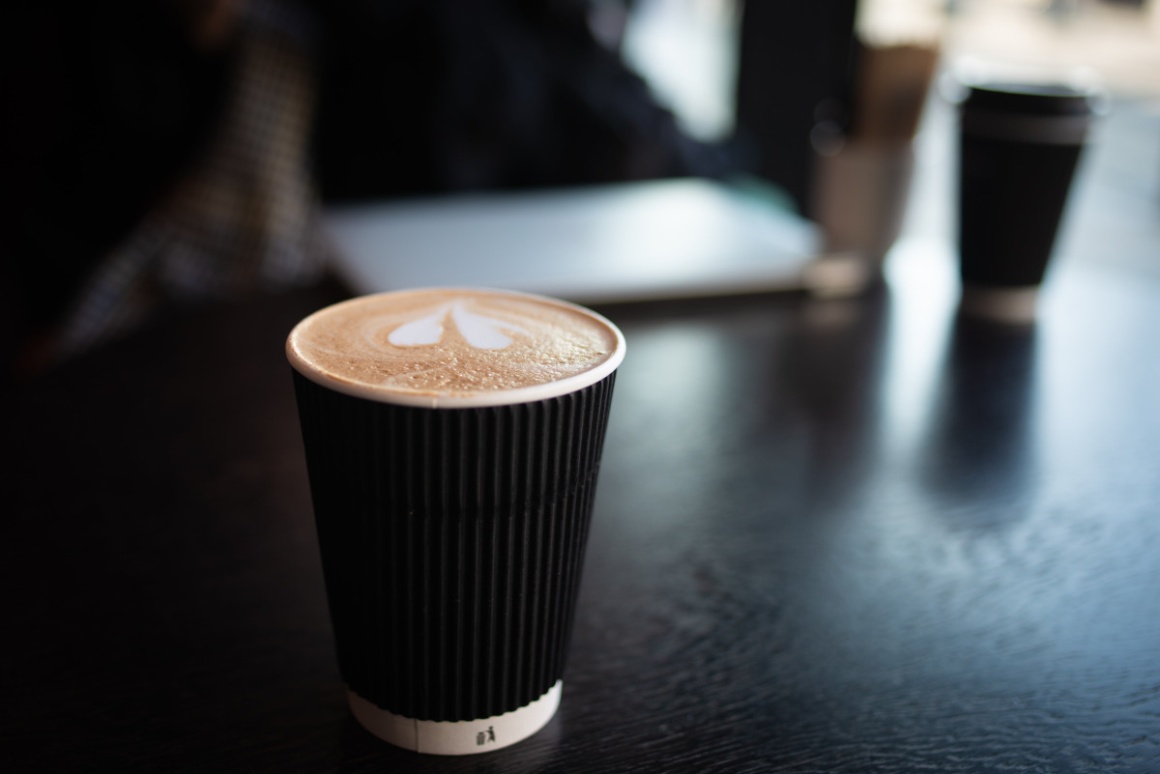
52, 0, 330, 360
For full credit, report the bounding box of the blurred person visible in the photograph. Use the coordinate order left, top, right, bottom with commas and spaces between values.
0, 0, 732, 380
1, 0, 325, 377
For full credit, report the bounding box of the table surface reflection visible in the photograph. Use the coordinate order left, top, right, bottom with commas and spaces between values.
4, 239, 1160, 772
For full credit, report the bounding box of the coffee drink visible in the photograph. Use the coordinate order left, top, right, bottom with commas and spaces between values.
288, 288, 623, 407
287, 287, 624, 755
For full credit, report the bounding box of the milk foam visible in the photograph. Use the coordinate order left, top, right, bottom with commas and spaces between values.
287, 288, 625, 408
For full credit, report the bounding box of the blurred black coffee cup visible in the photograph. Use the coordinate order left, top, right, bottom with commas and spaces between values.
953, 65, 1104, 323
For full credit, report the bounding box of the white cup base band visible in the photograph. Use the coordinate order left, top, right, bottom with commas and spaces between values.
348, 681, 562, 755
959, 284, 1041, 324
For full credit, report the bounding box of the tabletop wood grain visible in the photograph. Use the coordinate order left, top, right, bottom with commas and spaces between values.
4, 239, 1160, 772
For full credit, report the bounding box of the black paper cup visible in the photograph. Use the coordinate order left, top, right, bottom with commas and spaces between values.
954, 66, 1102, 323
286, 288, 625, 754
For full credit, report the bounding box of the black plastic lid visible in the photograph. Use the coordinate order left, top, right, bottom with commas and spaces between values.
963, 82, 1096, 117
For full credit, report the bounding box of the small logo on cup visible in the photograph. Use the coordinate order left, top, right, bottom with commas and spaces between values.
476, 726, 497, 746
388, 301, 529, 350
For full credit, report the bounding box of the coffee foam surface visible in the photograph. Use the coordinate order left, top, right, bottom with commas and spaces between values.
287, 288, 625, 408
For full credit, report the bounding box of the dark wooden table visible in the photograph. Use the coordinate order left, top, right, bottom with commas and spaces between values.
4, 235, 1160, 772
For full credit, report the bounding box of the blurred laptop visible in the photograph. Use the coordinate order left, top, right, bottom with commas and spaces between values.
324, 177, 828, 305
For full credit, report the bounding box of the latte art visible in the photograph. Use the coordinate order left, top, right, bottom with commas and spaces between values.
287, 288, 625, 408
387, 301, 530, 350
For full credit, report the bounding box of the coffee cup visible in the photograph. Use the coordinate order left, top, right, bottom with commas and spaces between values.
954, 66, 1103, 323
287, 288, 625, 754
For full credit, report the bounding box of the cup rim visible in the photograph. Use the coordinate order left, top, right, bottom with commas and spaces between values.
940, 56, 1109, 115
287, 287, 626, 409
